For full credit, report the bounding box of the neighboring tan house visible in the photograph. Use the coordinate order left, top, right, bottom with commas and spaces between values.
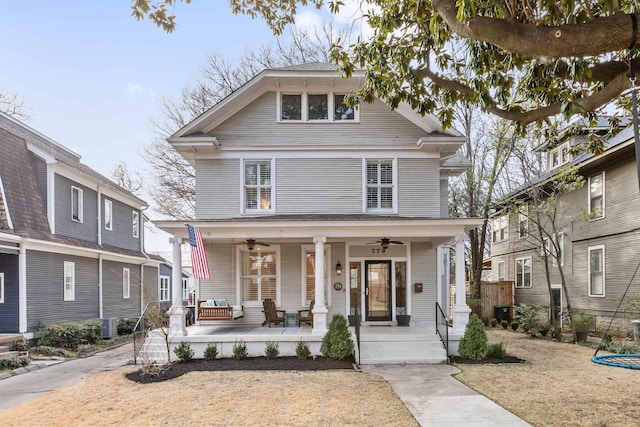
154, 63, 483, 362
490, 119, 639, 328
0, 112, 161, 337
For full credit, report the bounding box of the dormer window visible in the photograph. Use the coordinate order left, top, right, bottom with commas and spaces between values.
279, 92, 357, 122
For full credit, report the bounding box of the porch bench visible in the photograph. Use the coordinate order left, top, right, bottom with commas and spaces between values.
197, 300, 244, 321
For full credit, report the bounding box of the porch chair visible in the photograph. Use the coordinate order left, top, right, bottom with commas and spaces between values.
298, 299, 314, 327
262, 298, 285, 327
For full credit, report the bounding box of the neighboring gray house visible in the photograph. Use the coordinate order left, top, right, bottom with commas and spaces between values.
0, 112, 161, 336
155, 63, 483, 360
490, 119, 639, 327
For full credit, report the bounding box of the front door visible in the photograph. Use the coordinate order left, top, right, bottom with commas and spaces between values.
365, 260, 392, 321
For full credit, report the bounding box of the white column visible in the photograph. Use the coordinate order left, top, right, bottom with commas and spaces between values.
169, 237, 187, 337
452, 234, 471, 335
312, 235, 328, 335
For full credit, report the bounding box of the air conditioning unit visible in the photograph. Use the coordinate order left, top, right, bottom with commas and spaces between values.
101, 317, 118, 338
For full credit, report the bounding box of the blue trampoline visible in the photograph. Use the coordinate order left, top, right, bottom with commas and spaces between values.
592, 354, 640, 370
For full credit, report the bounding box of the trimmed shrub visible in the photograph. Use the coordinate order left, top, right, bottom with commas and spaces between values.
117, 317, 138, 335
264, 341, 279, 359
173, 341, 194, 362
486, 342, 507, 359
490, 318, 498, 328
500, 319, 509, 329
320, 314, 354, 360
510, 321, 519, 331
0, 355, 29, 370
458, 314, 488, 360
295, 339, 311, 359
36, 320, 102, 349
233, 340, 248, 360
30, 346, 73, 358
203, 343, 218, 360
515, 303, 544, 333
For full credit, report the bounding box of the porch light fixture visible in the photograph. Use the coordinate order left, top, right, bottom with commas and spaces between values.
336, 261, 343, 276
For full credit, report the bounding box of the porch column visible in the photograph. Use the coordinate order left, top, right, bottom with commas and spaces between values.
312, 235, 328, 335
169, 237, 187, 337
452, 234, 471, 335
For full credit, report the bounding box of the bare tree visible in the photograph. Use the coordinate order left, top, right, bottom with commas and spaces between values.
144, 23, 351, 219
0, 90, 30, 121
111, 161, 144, 195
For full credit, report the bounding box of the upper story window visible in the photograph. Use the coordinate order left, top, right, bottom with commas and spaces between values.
123, 268, 130, 299
543, 233, 564, 267
496, 261, 506, 281
64, 261, 75, 301
518, 207, 528, 239
589, 245, 605, 297
549, 142, 571, 170
588, 172, 604, 219
515, 257, 532, 288
279, 92, 357, 122
492, 215, 509, 243
244, 160, 273, 213
71, 186, 83, 223
366, 159, 394, 212
132, 211, 139, 238
159, 275, 170, 301
104, 199, 112, 230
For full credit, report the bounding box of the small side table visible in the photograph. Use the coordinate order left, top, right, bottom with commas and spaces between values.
285, 312, 298, 327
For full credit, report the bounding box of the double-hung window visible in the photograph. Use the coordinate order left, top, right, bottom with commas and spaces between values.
301, 245, 331, 306
588, 172, 604, 219
239, 246, 279, 305
64, 261, 75, 301
492, 215, 509, 242
182, 278, 189, 301
123, 268, 130, 299
542, 233, 564, 267
104, 199, 112, 230
366, 159, 394, 212
159, 275, 169, 301
244, 160, 273, 213
589, 245, 605, 297
132, 211, 139, 238
71, 186, 83, 223
515, 257, 532, 288
497, 261, 506, 281
518, 208, 528, 238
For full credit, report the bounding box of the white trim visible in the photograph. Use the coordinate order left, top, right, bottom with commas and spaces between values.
63, 261, 75, 301
588, 171, 605, 220
132, 210, 140, 238
300, 244, 332, 307
0, 175, 13, 230
19, 245, 26, 332
236, 244, 281, 307
104, 199, 113, 231
123, 267, 131, 299
47, 163, 55, 233
588, 244, 605, 297
21, 238, 155, 264
159, 275, 170, 301
71, 186, 83, 223
363, 158, 396, 214
515, 256, 532, 288
0, 272, 4, 303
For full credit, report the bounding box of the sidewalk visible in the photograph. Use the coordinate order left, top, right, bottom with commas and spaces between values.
0, 343, 134, 411
361, 364, 532, 427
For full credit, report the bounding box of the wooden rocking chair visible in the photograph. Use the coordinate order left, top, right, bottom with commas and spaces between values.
298, 299, 314, 327
262, 298, 285, 327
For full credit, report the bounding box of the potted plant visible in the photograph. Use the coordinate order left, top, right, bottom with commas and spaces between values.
396, 314, 411, 326
573, 313, 591, 342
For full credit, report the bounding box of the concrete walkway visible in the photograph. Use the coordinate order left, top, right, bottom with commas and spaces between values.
361, 364, 532, 427
0, 343, 134, 411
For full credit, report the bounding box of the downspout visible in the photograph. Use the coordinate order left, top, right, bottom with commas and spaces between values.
19, 243, 27, 333
98, 253, 103, 319
97, 185, 102, 246
140, 206, 150, 313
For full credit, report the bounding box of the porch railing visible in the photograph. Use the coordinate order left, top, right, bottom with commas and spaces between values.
435, 302, 450, 363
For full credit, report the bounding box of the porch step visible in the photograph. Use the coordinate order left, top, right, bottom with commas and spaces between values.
356, 339, 447, 364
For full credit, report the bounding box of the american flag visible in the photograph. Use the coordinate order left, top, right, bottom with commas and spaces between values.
187, 224, 210, 279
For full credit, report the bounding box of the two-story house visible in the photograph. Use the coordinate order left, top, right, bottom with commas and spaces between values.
154, 63, 483, 362
490, 119, 639, 330
0, 112, 162, 337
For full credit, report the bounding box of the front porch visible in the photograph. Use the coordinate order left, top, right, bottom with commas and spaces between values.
142, 322, 457, 364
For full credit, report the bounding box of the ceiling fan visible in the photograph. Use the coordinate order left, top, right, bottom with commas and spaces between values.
368, 237, 404, 252
245, 238, 271, 250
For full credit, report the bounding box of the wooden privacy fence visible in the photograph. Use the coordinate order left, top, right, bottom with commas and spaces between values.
479, 281, 514, 320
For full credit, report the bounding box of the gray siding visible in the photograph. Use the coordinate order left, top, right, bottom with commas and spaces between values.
276, 159, 362, 214
143, 265, 159, 304
0, 253, 19, 333
440, 179, 449, 217
213, 92, 426, 147
102, 260, 142, 319
54, 174, 98, 243
410, 242, 437, 325
101, 196, 141, 251
398, 158, 440, 217
195, 159, 240, 219
25, 250, 99, 332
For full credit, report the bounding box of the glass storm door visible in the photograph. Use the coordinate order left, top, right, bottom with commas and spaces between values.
365, 260, 392, 321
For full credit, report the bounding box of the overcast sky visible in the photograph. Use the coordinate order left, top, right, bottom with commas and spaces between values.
1, 1, 367, 251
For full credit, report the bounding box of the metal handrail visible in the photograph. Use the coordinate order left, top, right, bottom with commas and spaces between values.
435, 302, 450, 363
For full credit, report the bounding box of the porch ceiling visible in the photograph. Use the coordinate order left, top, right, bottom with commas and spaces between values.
154, 215, 484, 246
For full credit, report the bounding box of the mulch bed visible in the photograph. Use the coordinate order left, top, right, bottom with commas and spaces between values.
126, 356, 356, 384
451, 355, 526, 365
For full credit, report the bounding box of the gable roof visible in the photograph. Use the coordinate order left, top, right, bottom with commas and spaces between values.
169, 62, 457, 141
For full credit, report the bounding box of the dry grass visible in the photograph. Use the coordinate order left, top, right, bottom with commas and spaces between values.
0, 369, 418, 427
456, 329, 640, 427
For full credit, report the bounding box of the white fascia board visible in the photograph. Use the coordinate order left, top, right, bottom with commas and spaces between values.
395, 103, 446, 134
417, 136, 466, 153
0, 231, 21, 243
50, 163, 148, 210
26, 142, 58, 163
0, 175, 13, 230
22, 238, 150, 264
